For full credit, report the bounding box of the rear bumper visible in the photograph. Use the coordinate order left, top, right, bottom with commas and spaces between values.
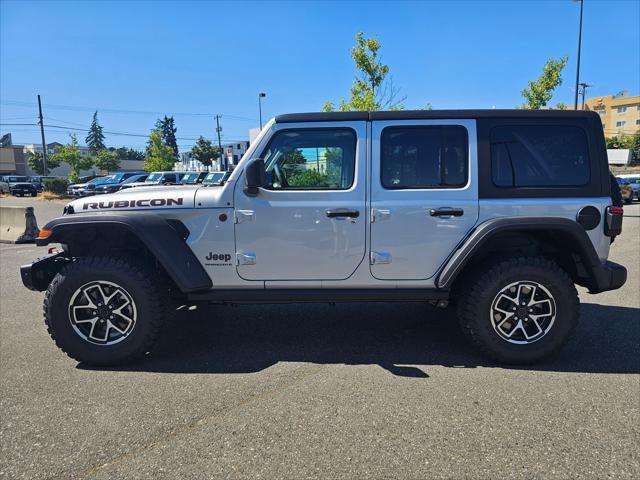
589, 260, 627, 294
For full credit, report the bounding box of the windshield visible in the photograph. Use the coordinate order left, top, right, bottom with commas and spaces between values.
181, 173, 201, 183
203, 172, 225, 184
96, 175, 117, 183
122, 174, 146, 184
146, 173, 163, 183
88, 177, 107, 184
8, 176, 28, 182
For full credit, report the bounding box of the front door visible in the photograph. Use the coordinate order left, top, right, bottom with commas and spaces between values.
234, 122, 367, 281
370, 120, 479, 280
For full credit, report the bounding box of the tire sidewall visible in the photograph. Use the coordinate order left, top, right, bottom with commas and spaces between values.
47, 261, 157, 365
468, 263, 577, 363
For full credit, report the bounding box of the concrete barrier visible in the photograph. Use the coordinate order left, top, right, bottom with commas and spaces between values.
0, 206, 40, 243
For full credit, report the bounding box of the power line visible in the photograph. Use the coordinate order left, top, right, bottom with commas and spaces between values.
1, 99, 259, 122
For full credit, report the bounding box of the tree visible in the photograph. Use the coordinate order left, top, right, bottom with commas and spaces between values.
51, 134, 94, 183
191, 136, 219, 167
520, 56, 569, 109
323, 32, 405, 112
155, 116, 179, 160
85, 111, 106, 154
26, 151, 60, 175
110, 147, 145, 161
94, 150, 121, 173
144, 130, 176, 172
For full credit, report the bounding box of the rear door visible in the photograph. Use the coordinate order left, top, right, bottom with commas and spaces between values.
370, 119, 479, 280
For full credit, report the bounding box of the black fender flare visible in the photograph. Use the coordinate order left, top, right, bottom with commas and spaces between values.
36, 213, 212, 293
435, 216, 622, 293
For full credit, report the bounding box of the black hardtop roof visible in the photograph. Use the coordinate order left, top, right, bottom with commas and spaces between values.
274, 109, 599, 123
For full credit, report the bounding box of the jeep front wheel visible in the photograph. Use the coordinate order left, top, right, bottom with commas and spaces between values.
457, 257, 579, 364
44, 257, 166, 365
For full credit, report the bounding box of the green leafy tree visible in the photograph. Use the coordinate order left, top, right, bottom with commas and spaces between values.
144, 130, 175, 172
155, 116, 179, 160
289, 169, 330, 187
520, 56, 569, 109
94, 150, 121, 173
26, 151, 60, 175
110, 147, 145, 161
50, 134, 94, 183
191, 136, 219, 167
85, 111, 106, 154
323, 32, 405, 112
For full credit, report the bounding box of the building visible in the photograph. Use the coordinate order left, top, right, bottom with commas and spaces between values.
0, 146, 27, 175
23, 142, 92, 158
179, 140, 250, 171
583, 91, 640, 137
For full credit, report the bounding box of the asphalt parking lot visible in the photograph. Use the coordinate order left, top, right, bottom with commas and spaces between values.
1, 198, 639, 479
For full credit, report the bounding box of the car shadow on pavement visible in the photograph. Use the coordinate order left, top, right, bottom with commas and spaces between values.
79, 302, 640, 377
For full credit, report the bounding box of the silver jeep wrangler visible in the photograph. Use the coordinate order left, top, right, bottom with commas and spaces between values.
21, 110, 627, 366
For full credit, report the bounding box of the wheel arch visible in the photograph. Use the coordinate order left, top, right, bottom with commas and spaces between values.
35, 214, 212, 293
438, 217, 604, 293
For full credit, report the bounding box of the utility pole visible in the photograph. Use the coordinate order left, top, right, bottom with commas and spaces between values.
573, 0, 584, 110
215, 115, 225, 171
579, 82, 592, 110
37, 94, 48, 174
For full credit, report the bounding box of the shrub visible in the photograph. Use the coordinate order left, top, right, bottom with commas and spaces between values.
43, 178, 68, 194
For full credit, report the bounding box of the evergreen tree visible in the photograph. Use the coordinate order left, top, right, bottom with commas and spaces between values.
155, 116, 179, 160
86, 111, 106, 154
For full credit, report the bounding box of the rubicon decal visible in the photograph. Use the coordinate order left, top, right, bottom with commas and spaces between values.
82, 198, 184, 210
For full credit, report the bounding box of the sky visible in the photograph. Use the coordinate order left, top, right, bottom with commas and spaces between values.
1, 0, 639, 152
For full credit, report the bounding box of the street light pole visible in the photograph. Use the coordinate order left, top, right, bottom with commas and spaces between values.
573, 0, 584, 110
258, 92, 266, 129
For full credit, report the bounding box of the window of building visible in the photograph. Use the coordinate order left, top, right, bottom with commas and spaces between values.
381, 126, 468, 189
598, 110, 606, 116
616, 121, 626, 127
261, 128, 356, 190
636, 119, 640, 126
617, 106, 627, 113
490, 125, 590, 188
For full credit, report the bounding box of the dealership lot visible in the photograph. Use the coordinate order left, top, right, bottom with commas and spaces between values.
1, 199, 638, 479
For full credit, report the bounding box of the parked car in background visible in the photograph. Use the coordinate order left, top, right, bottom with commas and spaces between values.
94, 173, 148, 194
180, 171, 208, 185
616, 174, 639, 201
202, 170, 232, 186
29, 176, 57, 192
120, 171, 188, 190
0, 177, 10, 194
615, 177, 634, 204
67, 177, 108, 197
79, 171, 146, 196
1, 175, 38, 197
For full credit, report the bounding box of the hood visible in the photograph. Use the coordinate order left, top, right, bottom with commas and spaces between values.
69, 183, 89, 189
66, 185, 200, 213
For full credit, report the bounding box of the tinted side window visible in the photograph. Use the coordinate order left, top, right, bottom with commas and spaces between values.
261, 129, 356, 190
164, 174, 176, 183
491, 125, 590, 187
381, 126, 468, 189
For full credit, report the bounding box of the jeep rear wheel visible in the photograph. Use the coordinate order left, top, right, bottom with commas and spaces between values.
44, 257, 166, 365
457, 257, 579, 364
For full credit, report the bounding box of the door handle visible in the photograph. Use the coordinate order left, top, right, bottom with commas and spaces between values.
326, 209, 360, 218
429, 207, 464, 217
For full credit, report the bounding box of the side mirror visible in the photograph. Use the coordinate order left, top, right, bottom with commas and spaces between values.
244, 159, 265, 196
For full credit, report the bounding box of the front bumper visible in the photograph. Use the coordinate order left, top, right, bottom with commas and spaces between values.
589, 260, 627, 294
20, 252, 70, 291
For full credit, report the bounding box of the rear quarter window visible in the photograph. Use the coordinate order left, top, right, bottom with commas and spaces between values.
491, 125, 590, 187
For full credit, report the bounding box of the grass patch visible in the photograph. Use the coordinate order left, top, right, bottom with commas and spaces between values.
39, 192, 73, 201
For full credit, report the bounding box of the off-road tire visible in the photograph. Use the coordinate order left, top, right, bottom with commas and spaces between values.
457, 257, 579, 364
44, 257, 166, 366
